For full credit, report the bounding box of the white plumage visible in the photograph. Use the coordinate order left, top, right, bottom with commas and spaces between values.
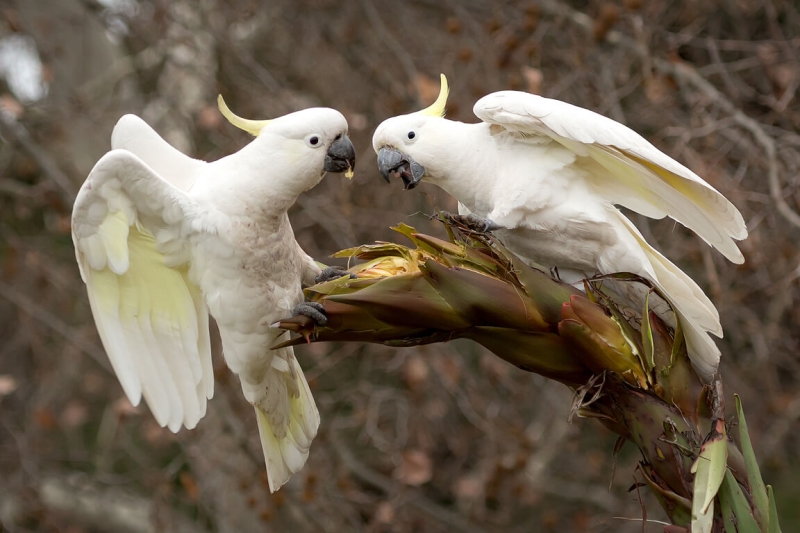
373, 76, 746, 381
73, 103, 354, 491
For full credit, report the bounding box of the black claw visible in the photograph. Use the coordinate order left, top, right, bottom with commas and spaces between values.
314, 266, 357, 284
440, 212, 502, 233
292, 301, 328, 326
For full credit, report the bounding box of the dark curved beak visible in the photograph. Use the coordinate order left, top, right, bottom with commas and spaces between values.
324, 134, 356, 178
376, 147, 425, 190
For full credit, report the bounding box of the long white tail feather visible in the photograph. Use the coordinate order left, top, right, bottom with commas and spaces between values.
614, 211, 722, 380
675, 309, 721, 382
255, 407, 290, 492
255, 356, 320, 493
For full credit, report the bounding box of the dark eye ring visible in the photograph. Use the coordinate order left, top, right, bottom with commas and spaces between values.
407, 131, 416, 140
309, 136, 320, 146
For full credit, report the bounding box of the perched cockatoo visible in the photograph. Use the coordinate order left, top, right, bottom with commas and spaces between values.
373, 75, 746, 381
72, 98, 355, 491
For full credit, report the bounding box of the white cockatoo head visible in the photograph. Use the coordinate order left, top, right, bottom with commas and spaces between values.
372, 74, 451, 190
218, 96, 356, 193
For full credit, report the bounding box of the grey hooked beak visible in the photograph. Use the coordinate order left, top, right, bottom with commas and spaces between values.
324, 134, 356, 178
376, 147, 425, 190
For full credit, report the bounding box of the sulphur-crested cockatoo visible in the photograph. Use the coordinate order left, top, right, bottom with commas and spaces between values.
72, 98, 355, 491
373, 75, 746, 381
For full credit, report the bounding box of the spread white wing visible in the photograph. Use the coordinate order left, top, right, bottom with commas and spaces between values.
111, 114, 207, 191
72, 149, 213, 432
473, 91, 747, 264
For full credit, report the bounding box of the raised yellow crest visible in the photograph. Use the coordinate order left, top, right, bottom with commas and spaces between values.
417, 74, 449, 118
217, 95, 272, 136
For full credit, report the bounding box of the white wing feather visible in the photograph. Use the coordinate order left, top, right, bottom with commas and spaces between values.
473, 91, 747, 263
111, 114, 207, 191
72, 150, 213, 432
613, 210, 721, 380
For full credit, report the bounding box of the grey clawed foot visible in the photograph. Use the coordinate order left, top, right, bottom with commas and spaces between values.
440, 212, 502, 233
292, 301, 328, 326
315, 266, 356, 284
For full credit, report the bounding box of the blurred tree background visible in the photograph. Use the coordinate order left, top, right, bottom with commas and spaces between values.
0, 0, 798, 531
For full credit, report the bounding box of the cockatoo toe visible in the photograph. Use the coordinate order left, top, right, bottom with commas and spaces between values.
292, 301, 328, 326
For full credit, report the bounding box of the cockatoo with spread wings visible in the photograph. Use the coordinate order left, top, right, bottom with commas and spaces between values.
373, 75, 746, 381
72, 98, 355, 491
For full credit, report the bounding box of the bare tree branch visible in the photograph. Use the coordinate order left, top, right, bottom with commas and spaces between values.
329, 422, 489, 533
0, 280, 109, 370
0, 115, 76, 204
359, 0, 419, 97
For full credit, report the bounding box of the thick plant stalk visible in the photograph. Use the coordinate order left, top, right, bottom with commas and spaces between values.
276, 220, 781, 533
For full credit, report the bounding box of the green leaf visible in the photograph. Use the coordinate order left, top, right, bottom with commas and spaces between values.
408, 232, 467, 259
648, 311, 674, 373
499, 246, 581, 326
735, 395, 769, 528
558, 297, 647, 387
691, 498, 714, 533
656, 317, 702, 425
558, 319, 646, 386
670, 318, 685, 368
584, 277, 646, 365
639, 465, 692, 526
420, 260, 549, 331
767, 485, 782, 533
326, 273, 471, 330
390, 222, 419, 241
391, 224, 465, 260
306, 273, 382, 298
691, 419, 728, 531
331, 239, 422, 263
718, 469, 761, 533
641, 291, 655, 372
462, 327, 591, 385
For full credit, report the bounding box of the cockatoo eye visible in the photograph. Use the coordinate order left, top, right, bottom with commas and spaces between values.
407, 131, 416, 140
306, 135, 322, 148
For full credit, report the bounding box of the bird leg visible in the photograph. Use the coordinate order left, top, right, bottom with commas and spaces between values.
314, 266, 356, 284
291, 301, 328, 326
288, 268, 355, 329
439, 212, 502, 233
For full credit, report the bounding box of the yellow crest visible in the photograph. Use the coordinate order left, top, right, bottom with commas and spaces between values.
217, 95, 272, 136
418, 74, 449, 118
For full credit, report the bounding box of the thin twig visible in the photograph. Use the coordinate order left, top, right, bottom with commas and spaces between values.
77, 45, 165, 101
0, 280, 109, 370
657, 61, 800, 230
358, 0, 419, 97
295, 194, 357, 250
34, 474, 203, 533
215, 34, 282, 94
329, 422, 488, 533
0, 115, 76, 204
0, 179, 39, 198
762, 377, 800, 460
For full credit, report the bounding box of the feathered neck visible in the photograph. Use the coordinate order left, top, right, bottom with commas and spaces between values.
422, 121, 500, 214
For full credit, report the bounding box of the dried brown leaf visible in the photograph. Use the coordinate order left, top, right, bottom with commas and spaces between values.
394, 449, 433, 486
